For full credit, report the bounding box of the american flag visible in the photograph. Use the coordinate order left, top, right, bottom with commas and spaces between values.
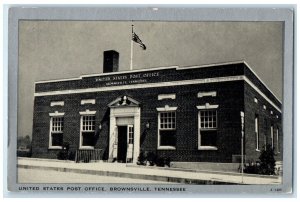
132, 32, 146, 50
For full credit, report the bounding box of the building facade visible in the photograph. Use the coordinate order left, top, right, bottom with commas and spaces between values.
31, 52, 282, 164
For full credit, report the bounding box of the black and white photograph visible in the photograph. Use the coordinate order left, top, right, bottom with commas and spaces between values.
6, 7, 294, 195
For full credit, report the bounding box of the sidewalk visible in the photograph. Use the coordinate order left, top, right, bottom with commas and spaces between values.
17, 157, 282, 185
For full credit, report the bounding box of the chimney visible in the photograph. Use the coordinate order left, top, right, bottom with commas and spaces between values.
103, 50, 119, 73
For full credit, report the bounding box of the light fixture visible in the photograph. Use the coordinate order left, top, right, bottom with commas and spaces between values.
146, 122, 150, 129
99, 123, 102, 130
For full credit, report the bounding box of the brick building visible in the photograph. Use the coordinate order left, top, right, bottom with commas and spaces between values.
31, 50, 282, 164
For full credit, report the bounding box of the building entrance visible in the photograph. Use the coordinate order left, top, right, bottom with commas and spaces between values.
117, 125, 134, 163
117, 126, 127, 162
108, 96, 141, 163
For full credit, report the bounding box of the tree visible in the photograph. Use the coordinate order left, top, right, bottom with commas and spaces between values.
17, 135, 31, 149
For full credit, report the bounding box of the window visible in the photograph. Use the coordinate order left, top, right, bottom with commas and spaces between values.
271, 125, 274, 149
49, 116, 64, 148
263, 119, 267, 150
80, 115, 96, 148
158, 111, 176, 149
199, 110, 218, 150
128, 125, 134, 144
276, 127, 280, 153
255, 115, 260, 151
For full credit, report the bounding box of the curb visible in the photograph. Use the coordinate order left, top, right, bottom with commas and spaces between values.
126, 164, 280, 179
18, 157, 279, 180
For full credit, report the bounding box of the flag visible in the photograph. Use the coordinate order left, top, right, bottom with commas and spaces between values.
132, 32, 146, 50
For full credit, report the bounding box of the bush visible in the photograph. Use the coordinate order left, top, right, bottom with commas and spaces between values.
57, 142, 70, 160
165, 157, 171, 167
243, 163, 259, 174
258, 144, 276, 175
137, 151, 146, 165
146, 152, 157, 166
57, 150, 68, 160
17, 149, 32, 157
243, 144, 276, 175
68, 151, 76, 161
137, 151, 171, 167
156, 157, 165, 167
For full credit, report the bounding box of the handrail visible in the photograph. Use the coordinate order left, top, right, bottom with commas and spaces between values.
75, 149, 102, 163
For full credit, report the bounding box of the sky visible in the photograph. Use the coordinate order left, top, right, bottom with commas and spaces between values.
18, 21, 283, 137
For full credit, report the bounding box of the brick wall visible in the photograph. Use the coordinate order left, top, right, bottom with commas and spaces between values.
31, 63, 282, 163
35, 64, 245, 93
32, 81, 245, 163
243, 82, 282, 162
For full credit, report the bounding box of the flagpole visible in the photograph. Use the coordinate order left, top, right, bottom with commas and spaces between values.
130, 24, 134, 70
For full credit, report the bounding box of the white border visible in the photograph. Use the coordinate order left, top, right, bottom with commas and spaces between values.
5, 5, 294, 196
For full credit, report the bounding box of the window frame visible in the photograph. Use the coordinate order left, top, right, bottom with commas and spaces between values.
197, 104, 218, 150
271, 125, 274, 149
255, 115, 260, 151
79, 110, 97, 149
157, 107, 177, 150
276, 127, 280, 153
128, 125, 134, 144
264, 118, 268, 150
48, 112, 65, 149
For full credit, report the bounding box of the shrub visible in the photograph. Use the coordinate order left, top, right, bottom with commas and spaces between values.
258, 144, 276, 175
137, 151, 146, 165
243, 163, 259, 174
17, 150, 32, 157
57, 150, 68, 160
68, 151, 76, 161
137, 151, 171, 167
165, 157, 171, 167
146, 152, 157, 166
243, 144, 276, 175
57, 142, 70, 160
156, 157, 165, 167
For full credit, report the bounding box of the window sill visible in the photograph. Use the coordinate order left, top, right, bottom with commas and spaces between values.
157, 146, 176, 150
79, 146, 95, 150
198, 146, 218, 150
48, 146, 63, 149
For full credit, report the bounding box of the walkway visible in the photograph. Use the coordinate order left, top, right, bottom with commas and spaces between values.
17, 158, 282, 185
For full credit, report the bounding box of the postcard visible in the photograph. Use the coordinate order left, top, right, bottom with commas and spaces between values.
5, 6, 294, 196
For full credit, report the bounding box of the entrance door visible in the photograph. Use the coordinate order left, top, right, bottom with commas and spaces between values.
126, 125, 134, 162
117, 126, 127, 162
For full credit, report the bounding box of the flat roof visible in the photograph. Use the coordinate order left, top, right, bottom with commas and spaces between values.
34, 60, 281, 105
